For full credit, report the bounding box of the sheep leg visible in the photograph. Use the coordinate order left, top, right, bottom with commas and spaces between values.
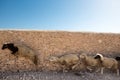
62, 65, 68, 72
63, 68, 68, 72
95, 68, 100, 73
117, 69, 119, 76
101, 67, 104, 74
87, 66, 93, 72
72, 63, 79, 70
15, 56, 18, 63
65, 64, 71, 72
14, 56, 19, 71
35, 65, 38, 71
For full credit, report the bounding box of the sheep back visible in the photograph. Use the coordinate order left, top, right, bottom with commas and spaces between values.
86, 56, 98, 66
59, 54, 79, 66
14, 44, 38, 65
102, 57, 118, 69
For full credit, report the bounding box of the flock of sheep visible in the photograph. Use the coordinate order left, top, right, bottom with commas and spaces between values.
1, 42, 120, 76
48, 52, 120, 76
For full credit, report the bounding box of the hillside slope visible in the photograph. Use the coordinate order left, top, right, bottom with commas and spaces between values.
0, 30, 120, 71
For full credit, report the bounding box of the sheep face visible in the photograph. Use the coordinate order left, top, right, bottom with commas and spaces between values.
2, 43, 18, 54
94, 55, 101, 59
48, 56, 59, 63
2, 43, 13, 50
94, 53, 104, 61
80, 54, 86, 59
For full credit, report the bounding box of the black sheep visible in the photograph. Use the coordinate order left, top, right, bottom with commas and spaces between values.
2, 43, 38, 65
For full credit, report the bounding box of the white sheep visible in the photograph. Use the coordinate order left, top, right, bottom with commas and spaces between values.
48, 53, 80, 71
77, 53, 101, 72
94, 53, 119, 76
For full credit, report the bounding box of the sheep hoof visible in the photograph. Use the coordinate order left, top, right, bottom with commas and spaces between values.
63, 70, 68, 73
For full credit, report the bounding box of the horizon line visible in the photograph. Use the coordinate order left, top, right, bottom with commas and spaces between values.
0, 28, 120, 34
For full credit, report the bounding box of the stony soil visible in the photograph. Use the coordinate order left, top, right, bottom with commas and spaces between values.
0, 71, 120, 80
0, 30, 120, 80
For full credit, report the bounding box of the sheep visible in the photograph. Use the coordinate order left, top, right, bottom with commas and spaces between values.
1, 42, 38, 65
115, 56, 120, 61
48, 53, 80, 72
115, 56, 120, 71
74, 53, 101, 72
94, 53, 119, 76
72, 59, 87, 71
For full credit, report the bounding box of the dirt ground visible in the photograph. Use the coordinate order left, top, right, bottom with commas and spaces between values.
0, 30, 120, 80
0, 71, 120, 80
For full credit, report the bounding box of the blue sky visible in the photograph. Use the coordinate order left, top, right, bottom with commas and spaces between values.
0, 0, 120, 33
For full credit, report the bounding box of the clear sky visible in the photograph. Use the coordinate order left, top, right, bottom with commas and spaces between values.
0, 0, 120, 33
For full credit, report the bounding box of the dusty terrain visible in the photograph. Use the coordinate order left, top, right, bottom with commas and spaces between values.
0, 30, 120, 80
0, 71, 120, 80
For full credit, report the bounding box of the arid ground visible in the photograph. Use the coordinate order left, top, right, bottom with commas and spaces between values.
0, 30, 120, 80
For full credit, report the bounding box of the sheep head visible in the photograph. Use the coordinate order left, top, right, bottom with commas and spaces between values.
2, 42, 18, 55
94, 53, 104, 61
2, 43, 13, 49
48, 56, 59, 63
80, 53, 87, 59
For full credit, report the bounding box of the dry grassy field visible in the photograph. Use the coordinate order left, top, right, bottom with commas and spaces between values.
0, 30, 120, 80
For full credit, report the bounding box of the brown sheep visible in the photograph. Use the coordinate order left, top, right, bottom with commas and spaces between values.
73, 53, 101, 72
94, 53, 119, 76
72, 59, 87, 71
48, 53, 80, 72
1, 42, 38, 65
